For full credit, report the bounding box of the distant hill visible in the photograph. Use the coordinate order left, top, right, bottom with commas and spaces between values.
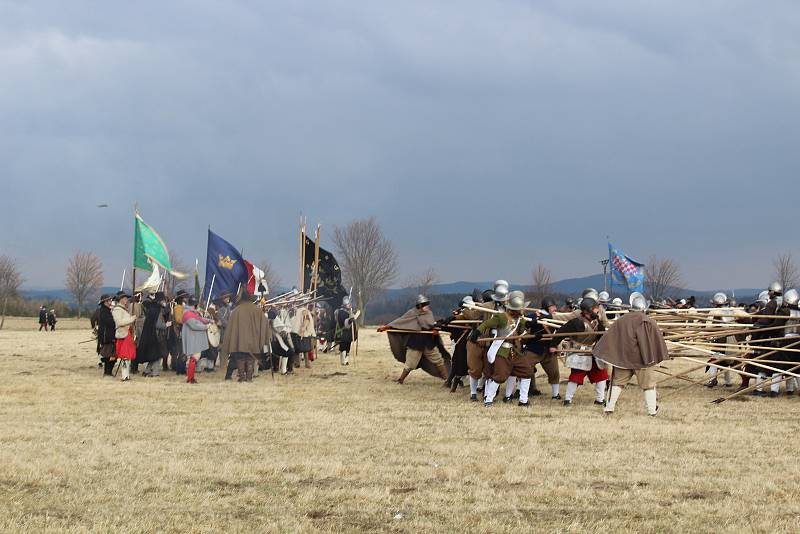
20, 287, 119, 304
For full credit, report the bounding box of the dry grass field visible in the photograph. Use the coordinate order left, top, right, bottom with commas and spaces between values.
2, 316, 800, 533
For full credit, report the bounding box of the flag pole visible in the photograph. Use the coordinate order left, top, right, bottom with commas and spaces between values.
299, 216, 307, 293
131, 205, 138, 313
312, 224, 321, 297
205, 274, 216, 311
120, 268, 126, 291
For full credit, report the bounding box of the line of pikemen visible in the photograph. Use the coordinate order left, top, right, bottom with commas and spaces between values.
90, 287, 360, 383
377, 280, 800, 414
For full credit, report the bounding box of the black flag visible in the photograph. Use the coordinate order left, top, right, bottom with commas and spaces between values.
304, 237, 348, 308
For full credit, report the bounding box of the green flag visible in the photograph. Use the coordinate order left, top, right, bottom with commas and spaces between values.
133, 214, 176, 274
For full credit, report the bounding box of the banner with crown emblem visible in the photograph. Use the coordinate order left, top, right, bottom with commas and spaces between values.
203, 229, 251, 301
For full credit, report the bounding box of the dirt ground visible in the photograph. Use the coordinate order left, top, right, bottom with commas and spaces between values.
1, 316, 799, 533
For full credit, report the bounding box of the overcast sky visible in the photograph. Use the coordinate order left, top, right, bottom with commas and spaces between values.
2, 1, 799, 291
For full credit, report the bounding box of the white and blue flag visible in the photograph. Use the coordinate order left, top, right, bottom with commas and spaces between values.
608, 242, 645, 293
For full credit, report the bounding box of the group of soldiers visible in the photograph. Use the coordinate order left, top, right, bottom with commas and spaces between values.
702, 282, 800, 396
380, 281, 668, 415
37, 305, 57, 331
380, 279, 800, 414
90, 287, 360, 383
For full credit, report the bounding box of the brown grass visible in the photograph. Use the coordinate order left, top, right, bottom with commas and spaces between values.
1, 316, 799, 533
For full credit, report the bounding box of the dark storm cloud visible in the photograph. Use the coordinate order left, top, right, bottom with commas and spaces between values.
2, 1, 799, 290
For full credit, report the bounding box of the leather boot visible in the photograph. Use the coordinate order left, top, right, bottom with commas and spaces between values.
396, 368, 411, 384
236, 357, 247, 382
246, 358, 255, 382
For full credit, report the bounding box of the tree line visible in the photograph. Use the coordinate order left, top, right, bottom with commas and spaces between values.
3, 222, 799, 329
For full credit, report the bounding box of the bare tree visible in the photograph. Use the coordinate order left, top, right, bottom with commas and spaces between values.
772, 253, 800, 292
332, 217, 399, 324
643, 256, 683, 301
406, 268, 439, 296
0, 255, 24, 330
256, 259, 283, 294
65, 252, 104, 318
531, 263, 552, 302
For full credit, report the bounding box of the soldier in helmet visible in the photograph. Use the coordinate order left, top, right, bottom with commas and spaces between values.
549, 288, 611, 329
334, 296, 359, 366
465, 280, 510, 401
749, 282, 783, 395
594, 294, 668, 416
470, 291, 531, 407
379, 295, 449, 383
553, 297, 609, 406
705, 292, 738, 388
761, 288, 800, 397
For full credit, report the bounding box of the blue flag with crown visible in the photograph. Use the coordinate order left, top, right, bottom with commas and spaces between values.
608, 242, 645, 293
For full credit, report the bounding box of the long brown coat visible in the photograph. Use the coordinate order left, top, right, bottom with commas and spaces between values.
219, 300, 272, 372
593, 311, 669, 369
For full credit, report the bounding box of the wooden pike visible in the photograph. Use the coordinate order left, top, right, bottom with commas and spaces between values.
712, 362, 800, 404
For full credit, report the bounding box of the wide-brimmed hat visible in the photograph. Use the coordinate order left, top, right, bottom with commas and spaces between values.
154, 291, 167, 303
98, 294, 114, 305
115, 290, 131, 300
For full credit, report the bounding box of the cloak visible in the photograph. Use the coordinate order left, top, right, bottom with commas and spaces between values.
219, 300, 272, 371
592, 311, 669, 369
386, 308, 451, 377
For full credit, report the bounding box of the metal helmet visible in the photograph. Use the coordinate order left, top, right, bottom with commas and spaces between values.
540, 296, 557, 310
630, 295, 648, 311
679, 299, 686, 305
582, 288, 599, 301
629, 292, 645, 307
598, 291, 610, 303
492, 286, 510, 302
611, 297, 623, 306
342, 296, 351, 307
493, 279, 509, 292
461, 295, 474, 307
769, 281, 783, 294
712, 292, 727, 306
416, 294, 430, 307
757, 291, 769, 304
506, 293, 525, 311
783, 289, 799, 306
580, 297, 598, 313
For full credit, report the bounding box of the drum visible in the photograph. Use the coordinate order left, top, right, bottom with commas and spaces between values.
207, 323, 221, 348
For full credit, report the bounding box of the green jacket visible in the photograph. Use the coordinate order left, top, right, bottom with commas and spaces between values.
478, 313, 524, 358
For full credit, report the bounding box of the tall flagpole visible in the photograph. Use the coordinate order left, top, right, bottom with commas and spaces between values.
299, 216, 307, 293
312, 224, 321, 297
131, 204, 138, 307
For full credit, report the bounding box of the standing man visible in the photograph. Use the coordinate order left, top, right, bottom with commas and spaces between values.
334, 296, 359, 366
466, 282, 509, 401
138, 292, 168, 377
96, 294, 116, 377
112, 291, 137, 382
38, 305, 48, 331
181, 296, 211, 384
220, 290, 271, 383
555, 298, 608, 406
47, 309, 57, 331
522, 297, 563, 400
751, 282, 782, 395
593, 294, 669, 416
471, 292, 530, 407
